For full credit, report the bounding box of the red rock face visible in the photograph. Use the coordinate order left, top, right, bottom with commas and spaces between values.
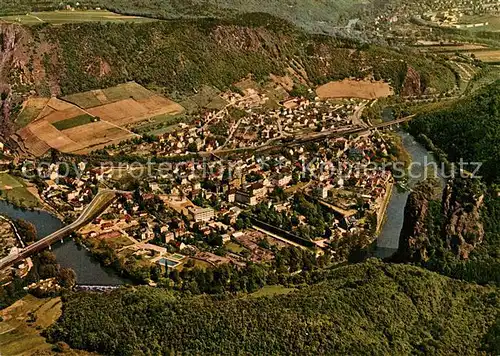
400, 66, 421, 97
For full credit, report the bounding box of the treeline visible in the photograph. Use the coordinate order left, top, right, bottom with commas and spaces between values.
46, 260, 499, 355
31, 13, 456, 96
0, 251, 75, 308
170, 246, 330, 295
0, 0, 392, 34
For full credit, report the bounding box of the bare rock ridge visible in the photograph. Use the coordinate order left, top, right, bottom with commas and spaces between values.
397, 179, 484, 262
396, 180, 436, 262
442, 180, 485, 259
401, 66, 421, 97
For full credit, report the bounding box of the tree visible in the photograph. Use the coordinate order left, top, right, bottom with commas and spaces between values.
58, 268, 76, 288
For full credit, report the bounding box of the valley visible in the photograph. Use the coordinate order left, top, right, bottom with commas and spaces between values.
0, 1, 500, 355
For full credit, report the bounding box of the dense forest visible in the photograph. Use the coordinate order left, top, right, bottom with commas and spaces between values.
19, 13, 457, 96
409, 80, 500, 184
47, 260, 499, 355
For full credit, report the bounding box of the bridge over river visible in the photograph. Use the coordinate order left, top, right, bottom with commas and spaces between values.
0, 189, 127, 271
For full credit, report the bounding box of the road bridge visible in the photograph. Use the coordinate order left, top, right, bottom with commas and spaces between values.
0, 189, 124, 271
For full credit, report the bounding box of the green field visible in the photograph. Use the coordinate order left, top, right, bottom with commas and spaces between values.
0, 173, 23, 190
0, 173, 40, 208
134, 114, 188, 135
0, 10, 156, 25
15, 99, 48, 128
225, 241, 245, 254
457, 15, 500, 32
102, 82, 154, 102
52, 114, 97, 131
62, 91, 103, 109
248, 285, 296, 298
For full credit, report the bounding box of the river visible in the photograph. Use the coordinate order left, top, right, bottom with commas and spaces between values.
0, 201, 125, 285
375, 110, 445, 258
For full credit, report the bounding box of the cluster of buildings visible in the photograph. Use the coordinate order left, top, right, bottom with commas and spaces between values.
6, 85, 402, 276
108, 97, 361, 157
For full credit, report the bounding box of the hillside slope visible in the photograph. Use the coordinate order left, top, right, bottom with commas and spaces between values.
2, 14, 457, 98
409, 80, 500, 184
47, 260, 499, 355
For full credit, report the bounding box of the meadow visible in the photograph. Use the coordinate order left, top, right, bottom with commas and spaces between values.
0, 173, 40, 208
0, 10, 155, 25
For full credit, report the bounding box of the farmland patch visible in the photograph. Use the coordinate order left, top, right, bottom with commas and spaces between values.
15, 98, 49, 128
316, 79, 393, 99
466, 50, 500, 63
16, 82, 183, 156
0, 10, 155, 25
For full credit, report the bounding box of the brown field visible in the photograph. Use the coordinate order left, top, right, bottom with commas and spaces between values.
87, 96, 183, 127
15, 82, 184, 156
433, 44, 489, 51
63, 82, 155, 108
467, 50, 500, 62
316, 79, 393, 99
415, 41, 490, 52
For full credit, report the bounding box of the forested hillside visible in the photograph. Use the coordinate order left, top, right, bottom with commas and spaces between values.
397, 81, 500, 286
409, 80, 500, 184
11, 13, 456, 97
47, 260, 499, 355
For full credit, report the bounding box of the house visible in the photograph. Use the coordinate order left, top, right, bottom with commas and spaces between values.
273, 173, 292, 187
235, 182, 267, 206
188, 206, 215, 222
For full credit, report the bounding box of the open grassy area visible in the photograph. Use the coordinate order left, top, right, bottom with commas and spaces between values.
102, 82, 154, 102
225, 241, 245, 254
0, 10, 156, 25
0, 188, 41, 208
108, 235, 134, 249
248, 285, 296, 298
15, 98, 49, 128
0, 173, 23, 190
185, 258, 212, 271
63, 91, 104, 109
133, 114, 187, 135
0, 295, 61, 355
0, 174, 40, 208
457, 14, 500, 32
52, 114, 98, 131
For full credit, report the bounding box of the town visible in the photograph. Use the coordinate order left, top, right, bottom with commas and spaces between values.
0, 86, 402, 286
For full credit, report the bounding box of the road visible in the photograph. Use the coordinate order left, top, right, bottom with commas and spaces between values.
0, 189, 124, 271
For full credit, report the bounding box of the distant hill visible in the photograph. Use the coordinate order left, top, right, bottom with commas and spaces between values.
47, 260, 499, 355
0, 0, 389, 34
0, 13, 456, 98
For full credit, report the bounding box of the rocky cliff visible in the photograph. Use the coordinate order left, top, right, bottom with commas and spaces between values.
0, 24, 23, 137
401, 66, 421, 97
396, 180, 437, 262
441, 179, 485, 259
397, 178, 484, 262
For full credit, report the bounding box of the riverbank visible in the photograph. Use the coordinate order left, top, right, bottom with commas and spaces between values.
375, 130, 446, 258
375, 179, 394, 235
0, 200, 126, 286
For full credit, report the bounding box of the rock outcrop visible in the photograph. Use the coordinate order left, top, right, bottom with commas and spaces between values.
400, 66, 421, 97
397, 178, 484, 262
441, 180, 484, 259
397, 180, 437, 262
